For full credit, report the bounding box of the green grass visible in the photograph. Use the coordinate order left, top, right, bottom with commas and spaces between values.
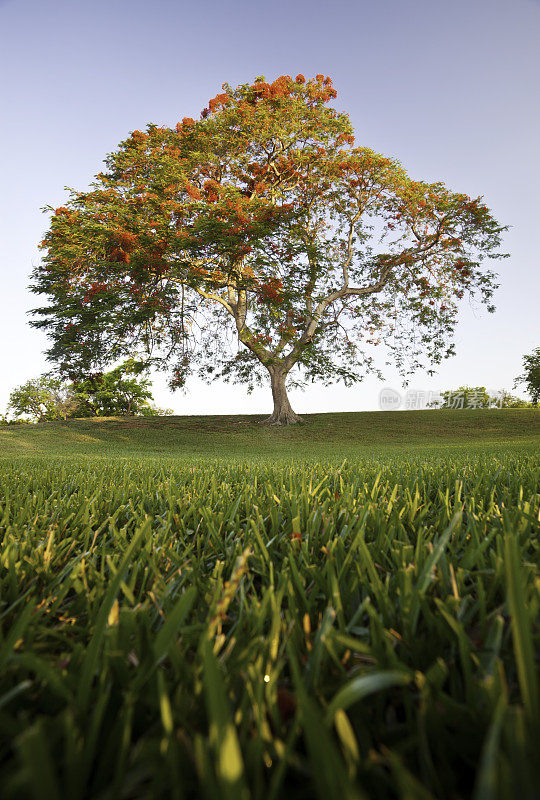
0, 411, 539, 799
1, 408, 539, 460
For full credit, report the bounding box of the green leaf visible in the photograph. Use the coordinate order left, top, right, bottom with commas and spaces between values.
154, 585, 197, 663
504, 532, 539, 724
473, 695, 507, 800
16, 720, 61, 800
326, 670, 412, 721
297, 692, 365, 800
201, 639, 248, 800
76, 520, 148, 711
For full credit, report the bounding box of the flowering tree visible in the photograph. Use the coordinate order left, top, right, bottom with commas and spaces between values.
32, 74, 506, 424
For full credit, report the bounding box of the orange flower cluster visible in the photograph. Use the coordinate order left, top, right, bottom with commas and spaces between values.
311, 85, 337, 101
252, 332, 272, 345
82, 281, 109, 304
184, 182, 202, 200
257, 277, 283, 304
150, 239, 168, 254
249, 75, 295, 102
337, 132, 355, 146
454, 259, 472, 278
207, 92, 230, 114
110, 247, 130, 264
113, 230, 138, 252
176, 117, 196, 132
203, 179, 220, 202
234, 201, 249, 224
229, 74, 339, 111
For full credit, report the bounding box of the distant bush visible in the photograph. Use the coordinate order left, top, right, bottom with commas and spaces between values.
0, 415, 28, 426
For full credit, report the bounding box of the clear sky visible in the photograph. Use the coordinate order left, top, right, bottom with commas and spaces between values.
1, 0, 539, 416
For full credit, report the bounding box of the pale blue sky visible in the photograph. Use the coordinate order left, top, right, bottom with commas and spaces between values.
1, 0, 539, 416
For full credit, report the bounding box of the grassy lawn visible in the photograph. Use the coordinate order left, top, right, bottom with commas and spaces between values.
0, 410, 538, 799
1, 407, 539, 460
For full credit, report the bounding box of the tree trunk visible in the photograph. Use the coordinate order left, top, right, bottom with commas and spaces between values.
262, 367, 302, 426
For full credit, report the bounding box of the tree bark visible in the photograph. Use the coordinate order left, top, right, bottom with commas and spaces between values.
262, 367, 302, 426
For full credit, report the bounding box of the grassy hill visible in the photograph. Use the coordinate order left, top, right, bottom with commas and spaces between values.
1, 407, 539, 460
1, 408, 539, 798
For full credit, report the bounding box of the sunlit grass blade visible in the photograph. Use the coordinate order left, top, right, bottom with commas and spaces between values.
201, 639, 248, 800
504, 532, 539, 725
325, 670, 412, 721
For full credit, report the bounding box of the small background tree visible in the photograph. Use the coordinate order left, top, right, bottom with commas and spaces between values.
431, 385, 530, 409
8, 376, 78, 422
495, 390, 530, 408
514, 347, 540, 405
7, 361, 169, 422
439, 386, 492, 409
71, 359, 169, 416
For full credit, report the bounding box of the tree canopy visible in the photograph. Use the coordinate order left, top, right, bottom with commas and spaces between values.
31, 74, 506, 423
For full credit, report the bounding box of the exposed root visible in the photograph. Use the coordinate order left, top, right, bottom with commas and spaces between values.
260, 410, 304, 426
